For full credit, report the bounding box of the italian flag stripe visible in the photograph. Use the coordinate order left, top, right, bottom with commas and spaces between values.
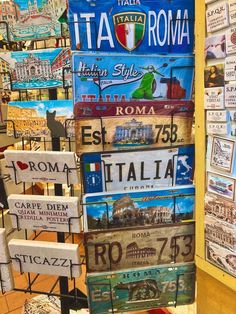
135, 23, 144, 46
126, 23, 135, 50
85, 163, 100, 172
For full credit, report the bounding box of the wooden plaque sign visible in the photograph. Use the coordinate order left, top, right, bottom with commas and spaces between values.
4, 150, 78, 185
87, 263, 196, 313
8, 195, 80, 233
84, 222, 195, 272
9, 239, 81, 278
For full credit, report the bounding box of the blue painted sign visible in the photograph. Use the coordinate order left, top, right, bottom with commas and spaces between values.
73, 54, 194, 103
81, 144, 194, 193
68, 0, 194, 54
87, 263, 196, 313
83, 186, 195, 231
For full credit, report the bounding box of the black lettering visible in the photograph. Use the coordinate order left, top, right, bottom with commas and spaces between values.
127, 162, 136, 181
48, 162, 59, 172
82, 126, 92, 145
154, 160, 161, 179
109, 242, 122, 264
165, 160, 173, 178
93, 130, 102, 145
60, 258, 69, 267
140, 162, 150, 180
116, 163, 125, 182
105, 164, 113, 183
51, 257, 60, 267
29, 161, 37, 171
43, 257, 51, 266
38, 162, 47, 172
33, 256, 41, 264
95, 244, 107, 265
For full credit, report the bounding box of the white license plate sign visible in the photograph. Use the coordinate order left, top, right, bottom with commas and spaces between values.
81, 145, 194, 193
8, 195, 80, 233
9, 239, 81, 278
4, 150, 78, 185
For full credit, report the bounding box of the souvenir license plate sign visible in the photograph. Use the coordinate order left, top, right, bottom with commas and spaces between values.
8, 195, 80, 233
75, 107, 194, 154
81, 145, 194, 193
7, 100, 74, 138
4, 150, 78, 185
0, 0, 66, 42
68, 0, 194, 54
83, 186, 195, 231
72, 54, 194, 104
87, 263, 195, 314
206, 241, 236, 277
84, 222, 195, 272
0, 48, 71, 91
9, 239, 81, 278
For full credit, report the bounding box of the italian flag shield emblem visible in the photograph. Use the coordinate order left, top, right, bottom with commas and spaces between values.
113, 12, 146, 51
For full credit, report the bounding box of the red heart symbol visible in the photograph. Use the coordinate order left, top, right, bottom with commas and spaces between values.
17, 161, 29, 170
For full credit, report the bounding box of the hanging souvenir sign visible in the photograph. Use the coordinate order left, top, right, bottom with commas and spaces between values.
229, 0, 236, 24
84, 222, 195, 272
205, 215, 236, 252
206, 122, 231, 135
68, 0, 194, 54
4, 150, 78, 185
0, 0, 66, 42
206, 241, 236, 277
225, 83, 236, 107
8, 195, 80, 233
205, 34, 226, 59
204, 87, 225, 109
209, 136, 235, 173
0, 48, 71, 91
87, 263, 195, 314
0, 228, 14, 293
204, 64, 224, 88
7, 100, 74, 138
226, 26, 236, 54
74, 100, 194, 118
72, 54, 194, 104
225, 56, 236, 81
75, 106, 194, 154
9, 239, 81, 278
206, 110, 229, 122
81, 145, 194, 194
83, 186, 195, 231
207, 171, 235, 200
206, 2, 229, 33
205, 192, 236, 226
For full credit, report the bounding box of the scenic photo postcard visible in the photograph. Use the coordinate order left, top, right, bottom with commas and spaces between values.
68, 0, 194, 54
0, 0, 66, 42
87, 263, 196, 313
0, 48, 71, 90
83, 186, 195, 231
72, 54, 194, 104
7, 100, 74, 138
81, 145, 195, 193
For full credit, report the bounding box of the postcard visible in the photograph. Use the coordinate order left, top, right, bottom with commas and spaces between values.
81, 145, 195, 193
4, 150, 79, 185
205, 192, 236, 226
0, 0, 66, 42
206, 241, 236, 277
68, 0, 194, 54
75, 111, 193, 154
210, 136, 235, 172
207, 171, 235, 200
206, 2, 229, 33
206, 110, 229, 122
229, 0, 236, 24
84, 222, 195, 272
207, 122, 231, 135
204, 64, 224, 88
0, 48, 71, 90
7, 100, 74, 138
72, 54, 194, 104
83, 186, 195, 231
205, 215, 236, 251
226, 26, 236, 55
204, 87, 225, 109
225, 56, 236, 81
205, 35, 226, 59
87, 263, 195, 313
225, 83, 236, 107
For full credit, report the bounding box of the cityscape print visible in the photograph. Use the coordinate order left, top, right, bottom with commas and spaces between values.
0, 48, 70, 90
0, 0, 66, 41
83, 187, 195, 231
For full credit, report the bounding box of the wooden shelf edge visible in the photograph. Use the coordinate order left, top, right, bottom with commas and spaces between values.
195, 255, 236, 291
